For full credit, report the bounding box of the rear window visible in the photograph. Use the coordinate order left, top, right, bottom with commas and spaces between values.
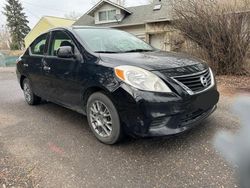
30, 33, 48, 55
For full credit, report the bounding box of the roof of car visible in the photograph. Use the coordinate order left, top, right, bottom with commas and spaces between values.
48, 26, 117, 32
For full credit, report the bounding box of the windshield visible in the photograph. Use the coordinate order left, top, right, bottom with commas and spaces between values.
74, 28, 154, 53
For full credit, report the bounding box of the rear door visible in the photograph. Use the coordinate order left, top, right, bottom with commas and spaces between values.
42, 30, 84, 109
24, 33, 49, 97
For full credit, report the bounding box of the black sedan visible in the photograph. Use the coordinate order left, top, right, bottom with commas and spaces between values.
16, 26, 219, 144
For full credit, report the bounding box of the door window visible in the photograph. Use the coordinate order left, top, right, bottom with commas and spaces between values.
30, 33, 48, 55
49, 31, 74, 56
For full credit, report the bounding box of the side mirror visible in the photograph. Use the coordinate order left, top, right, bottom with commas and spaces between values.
57, 46, 74, 58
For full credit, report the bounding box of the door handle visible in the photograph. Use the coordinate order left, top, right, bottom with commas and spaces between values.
43, 66, 51, 71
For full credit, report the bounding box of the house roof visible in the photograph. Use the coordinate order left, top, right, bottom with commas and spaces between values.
86, 0, 132, 16
25, 16, 75, 40
24, 16, 75, 47
74, 0, 173, 27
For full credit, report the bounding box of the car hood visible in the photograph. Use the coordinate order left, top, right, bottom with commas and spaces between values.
99, 51, 205, 71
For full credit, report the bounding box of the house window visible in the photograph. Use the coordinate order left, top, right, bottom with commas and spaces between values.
108, 10, 116, 20
98, 10, 116, 21
99, 11, 107, 21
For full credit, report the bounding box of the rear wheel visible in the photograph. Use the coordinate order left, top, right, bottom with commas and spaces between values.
23, 78, 41, 105
86, 92, 123, 145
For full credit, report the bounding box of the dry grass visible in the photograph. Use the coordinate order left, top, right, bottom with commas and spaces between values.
216, 75, 250, 96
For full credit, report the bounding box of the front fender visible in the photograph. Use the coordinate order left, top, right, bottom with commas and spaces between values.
79, 64, 122, 111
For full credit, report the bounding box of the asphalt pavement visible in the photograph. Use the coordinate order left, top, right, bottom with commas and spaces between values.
0, 68, 240, 187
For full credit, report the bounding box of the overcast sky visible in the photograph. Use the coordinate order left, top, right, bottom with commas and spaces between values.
0, 0, 149, 28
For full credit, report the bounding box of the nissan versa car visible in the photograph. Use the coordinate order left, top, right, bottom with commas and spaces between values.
16, 26, 219, 144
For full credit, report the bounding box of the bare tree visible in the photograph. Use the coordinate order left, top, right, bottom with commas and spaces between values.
116, 0, 126, 6
0, 24, 11, 50
64, 11, 82, 20
172, 0, 250, 75
147, 0, 154, 4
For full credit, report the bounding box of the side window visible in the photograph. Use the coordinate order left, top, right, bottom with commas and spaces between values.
49, 31, 74, 56
30, 33, 48, 55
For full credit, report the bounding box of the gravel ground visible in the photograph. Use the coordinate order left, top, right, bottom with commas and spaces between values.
0, 68, 246, 187
217, 75, 250, 93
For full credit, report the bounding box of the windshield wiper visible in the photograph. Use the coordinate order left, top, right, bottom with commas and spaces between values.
95, 49, 154, 53
94, 51, 120, 53
122, 49, 154, 53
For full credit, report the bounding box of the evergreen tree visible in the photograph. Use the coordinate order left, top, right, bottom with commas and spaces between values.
3, 0, 30, 50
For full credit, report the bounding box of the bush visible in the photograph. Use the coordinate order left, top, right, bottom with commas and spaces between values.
172, 0, 250, 75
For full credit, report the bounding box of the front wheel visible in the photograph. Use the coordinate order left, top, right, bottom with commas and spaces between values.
86, 92, 123, 145
23, 78, 41, 105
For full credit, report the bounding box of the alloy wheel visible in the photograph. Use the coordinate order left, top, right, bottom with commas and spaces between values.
89, 100, 113, 138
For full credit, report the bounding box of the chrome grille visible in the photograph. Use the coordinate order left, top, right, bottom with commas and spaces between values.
172, 69, 212, 94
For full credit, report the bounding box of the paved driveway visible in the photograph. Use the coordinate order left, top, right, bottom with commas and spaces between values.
0, 68, 239, 187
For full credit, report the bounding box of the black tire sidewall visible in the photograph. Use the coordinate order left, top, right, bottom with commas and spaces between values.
87, 92, 122, 145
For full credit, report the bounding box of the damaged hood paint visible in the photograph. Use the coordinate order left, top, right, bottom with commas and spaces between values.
99, 51, 205, 71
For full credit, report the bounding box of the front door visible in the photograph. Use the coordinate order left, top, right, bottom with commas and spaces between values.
42, 30, 84, 110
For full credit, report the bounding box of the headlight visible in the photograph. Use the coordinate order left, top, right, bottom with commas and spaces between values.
114, 65, 172, 93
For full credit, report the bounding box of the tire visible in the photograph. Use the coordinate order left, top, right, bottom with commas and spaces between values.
22, 78, 41, 105
86, 92, 123, 145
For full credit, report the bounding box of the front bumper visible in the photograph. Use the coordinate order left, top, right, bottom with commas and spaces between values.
111, 84, 220, 137
148, 105, 216, 136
